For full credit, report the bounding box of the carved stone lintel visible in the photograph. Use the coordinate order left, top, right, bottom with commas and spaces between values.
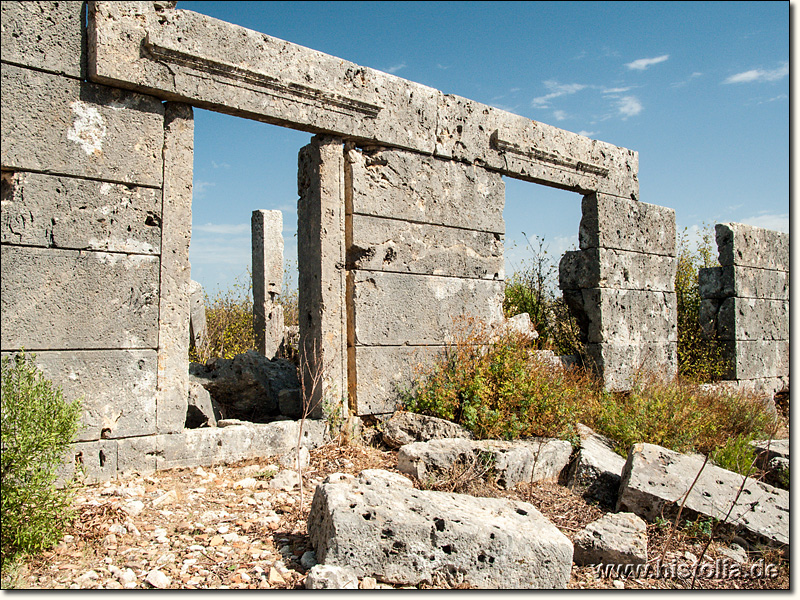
490, 130, 610, 178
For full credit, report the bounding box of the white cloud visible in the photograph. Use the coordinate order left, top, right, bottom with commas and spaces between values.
193, 180, 215, 199
211, 161, 231, 169
672, 72, 703, 88
194, 223, 250, 235
738, 213, 789, 233
578, 130, 598, 138
723, 62, 788, 84
617, 96, 643, 118
532, 81, 587, 108
602, 86, 633, 95
626, 54, 669, 70
383, 62, 407, 74
436, 63, 449, 70
553, 110, 568, 121
757, 94, 788, 104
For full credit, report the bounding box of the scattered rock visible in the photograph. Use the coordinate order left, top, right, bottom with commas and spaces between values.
360, 576, 377, 589
278, 446, 310, 470
567, 423, 626, 507
145, 569, 171, 589
152, 489, 177, 507
492, 312, 539, 342
186, 381, 220, 428
269, 469, 300, 491
121, 500, 145, 517
718, 543, 748, 564
305, 564, 359, 589
573, 512, 648, 566
233, 477, 258, 489
382, 412, 473, 449
300, 550, 317, 570
307, 469, 573, 588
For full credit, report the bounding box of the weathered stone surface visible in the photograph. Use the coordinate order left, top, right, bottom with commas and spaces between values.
305, 565, 358, 590
573, 513, 648, 566
186, 381, 219, 428
715, 223, 788, 271
58, 439, 118, 486
715, 297, 788, 341
252, 209, 284, 357
579, 193, 675, 255
398, 438, 572, 489
308, 469, 573, 588
699, 266, 789, 301
559, 248, 676, 292
278, 388, 303, 419
188, 280, 207, 351
492, 312, 539, 342
349, 345, 443, 416
1, 1, 86, 78
1, 245, 159, 350
435, 94, 639, 199
1, 171, 161, 254
156, 103, 193, 434
584, 342, 678, 392
617, 442, 789, 550
89, 2, 438, 154
347, 147, 505, 234
350, 271, 504, 346
349, 214, 504, 280
720, 340, 789, 380
298, 137, 348, 419
189, 351, 300, 422
382, 412, 473, 449
567, 423, 626, 507
27, 350, 157, 442
750, 439, 789, 461
116, 435, 158, 477
1, 63, 164, 187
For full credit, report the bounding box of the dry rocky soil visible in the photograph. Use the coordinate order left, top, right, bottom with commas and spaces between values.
6, 420, 789, 591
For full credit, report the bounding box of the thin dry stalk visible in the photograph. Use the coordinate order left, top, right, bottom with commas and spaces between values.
658, 454, 709, 564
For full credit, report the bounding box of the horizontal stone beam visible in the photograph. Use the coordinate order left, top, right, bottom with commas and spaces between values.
560, 248, 676, 292
699, 265, 789, 300
1, 245, 160, 350
89, 2, 637, 195
1, 63, 165, 187
1, 171, 162, 254
715, 222, 788, 271
716, 297, 788, 341
721, 339, 789, 380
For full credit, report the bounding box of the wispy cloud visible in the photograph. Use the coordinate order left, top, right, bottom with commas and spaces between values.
436, 63, 450, 70
738, 213, 789, 233
672, 72, 703, 88
626, 54, 670, 71
723, 62, 788, 84
383, 62, 407, 74
757, 94, 788, 104
602, 86, 633, 95
578, 130, 598, 138
211, 161, 231, 169
617, 96, 643, 118
193, 180, 215, 200
194, 223, 250, 235
553, 110, 568, 121
532, 81, 588, 108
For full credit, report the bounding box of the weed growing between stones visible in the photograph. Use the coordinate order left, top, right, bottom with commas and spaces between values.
1, 352, 82, 568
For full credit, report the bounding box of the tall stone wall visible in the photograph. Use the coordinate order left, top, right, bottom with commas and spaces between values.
559, 193, 678, 390
699, 223, 789, 396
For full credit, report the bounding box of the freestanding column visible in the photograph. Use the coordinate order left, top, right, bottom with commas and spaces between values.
252, 209, 284, 358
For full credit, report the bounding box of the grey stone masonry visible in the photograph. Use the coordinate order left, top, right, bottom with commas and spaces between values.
560, 193, 677, 390
699, 223, 789, 393
252, 209, 284, 357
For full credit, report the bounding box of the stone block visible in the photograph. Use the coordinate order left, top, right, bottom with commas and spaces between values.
579, 193, 675, 255
716, 297, 788, 341
720, 340, 789, 380
60, 439, 118, 485
186, 381, 218, 428
1, 1, 86, 78
435, 94, 639, 199
349, 345, 444, 416
584, 342, 678, 392
305, 565, 359, 590
382, 412, 473, 449
1, 246, 159, 350
574, 288, 677, 345
116, 435, 159, 477
750, 438, 789, 461
559, 248, 676, 292
573, 513, 648, 566
699, 265, 788, 301
350, 271, 504, 346
252, 210, 284, 357
617, 442, 788, 550
28, 350, 157, 442
188, 280, 207, 351
89, 2, 438, 153
715, 223, 788, 271
349, 214, 504, 280
156, 102, 194, 434
1, 63, 164, 187
1, 171, 161, 254
308, 470, 573, 588
347, 146, 504, 234
567, 423, 626, 507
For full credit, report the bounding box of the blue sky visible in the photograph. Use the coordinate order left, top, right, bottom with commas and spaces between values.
180, 1, 789, 294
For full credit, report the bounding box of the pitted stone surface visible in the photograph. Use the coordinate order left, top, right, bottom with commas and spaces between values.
584, 342, 678, 393
699, 266, 788, 301
188, 280, 207, 352
567, 423, 626, 507
617, 443, 789, 550
573, 513, 648, 566
0, 172, 161, 254
719, 340, 789, 380
382, 413, 473, 449
715, 298, 788, 341
307, 469, 573, 588
715, 222, 789, 271
560, 248, 676, 292
252, 210, 284, 358
398, 438, 572, 489
305, 565, 358, 589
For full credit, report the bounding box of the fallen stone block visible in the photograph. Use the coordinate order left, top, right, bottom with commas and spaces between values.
617, 443, 789, 551
750, 438, 788, 461
185, 381, 219, 428
305, 564, 359, 589
573, 512, 647, 566
307, 470, 573, 588
398, 437, 572, 489
382, 412, 473, 449
567, 423, 626, 507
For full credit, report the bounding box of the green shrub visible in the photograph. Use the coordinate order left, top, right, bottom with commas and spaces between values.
710, 433, 758, 476
1, 352, 82, 567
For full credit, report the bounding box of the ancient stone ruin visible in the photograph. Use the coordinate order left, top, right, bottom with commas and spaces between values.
0, 1, 788, 486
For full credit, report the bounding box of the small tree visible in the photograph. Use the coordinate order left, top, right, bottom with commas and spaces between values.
1, 352, 82, 567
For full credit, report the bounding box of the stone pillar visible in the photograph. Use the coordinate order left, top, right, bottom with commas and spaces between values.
252, 209, 284, 358
297, 136, 347, 420
560, 193, 677, 391
699, 223, 789, 396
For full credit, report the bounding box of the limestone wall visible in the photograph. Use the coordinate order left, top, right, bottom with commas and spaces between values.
699, 223, 789, 396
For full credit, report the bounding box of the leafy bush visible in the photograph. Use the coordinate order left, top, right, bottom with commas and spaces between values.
1, 352, 82, 567
710, 433, 758, 476
675, 226, 727, 382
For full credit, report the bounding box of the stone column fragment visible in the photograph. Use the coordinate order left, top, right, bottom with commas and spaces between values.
252, 209, 284, 358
